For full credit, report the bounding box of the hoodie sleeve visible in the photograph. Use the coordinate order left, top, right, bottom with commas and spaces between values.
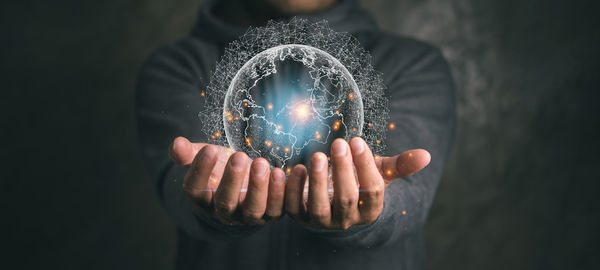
304, 41, 456, 248
135, 40, 262, 242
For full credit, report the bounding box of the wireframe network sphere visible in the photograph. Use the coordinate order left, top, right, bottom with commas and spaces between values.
201, 19, 389, 172
223, 44, 363, 168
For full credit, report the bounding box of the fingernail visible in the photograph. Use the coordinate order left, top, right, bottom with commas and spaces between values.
252, 160, 268, 177
350, 138, 365, 155
332, 139, 347, 157
272, 169, 285, 185
231, 153, 247, 171
200, 146, 217, 163
292, 166, 305, 178
312, 153, 326, 172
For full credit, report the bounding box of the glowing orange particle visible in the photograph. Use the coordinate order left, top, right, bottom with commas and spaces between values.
275, 146, 280, 151
264, 140, 273, 148
286, 167, 292, 175
244, 137, 252, 146
243, 102, 249, 107
200, 91, 205, 97
284, 147, 290, 153
359, 200, 364, 206
267, 103, 273, 110
408, 152, 413, 157
388, 122, 396, 130
277, 124, 283, 130
314, 131, 321, 140
225, 111, 234, 122
352, 127, 357, 133
385, 169, 393, 176
348, 93, 355, 100
376, 139, 381, 145
374, 154, 381, 160
211, 131, 221, 139
335, 110, 340, 114
332, 120, 342, 131
401, 210, 407, 215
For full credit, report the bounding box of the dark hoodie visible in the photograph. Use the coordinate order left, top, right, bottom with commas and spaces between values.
135, 0, 455, 269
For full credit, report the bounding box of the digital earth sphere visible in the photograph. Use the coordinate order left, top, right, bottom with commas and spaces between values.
223, 44, 364, 169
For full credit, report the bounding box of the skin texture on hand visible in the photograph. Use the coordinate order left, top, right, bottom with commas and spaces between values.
169, 136, 430, 229
170, 137, 285, 226
285, 138, 431, 230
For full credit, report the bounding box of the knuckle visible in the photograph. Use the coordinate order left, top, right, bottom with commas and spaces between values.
182, 183, 205, 198
264, 210, 282, 221
214, 200, 236, 214
340, 222, 353, 230
310, 205, 330, 220
242, 211, 264, 223
337, 196, 357, 210
363, 188, 382, 201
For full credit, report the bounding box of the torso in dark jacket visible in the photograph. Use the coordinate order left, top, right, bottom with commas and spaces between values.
135, 0, 456, 269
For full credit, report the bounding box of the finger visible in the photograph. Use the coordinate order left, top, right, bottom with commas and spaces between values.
213, 152, 249, 223
307, 152, 331, 227
350, 137, 384, 222
376, 149, 431, 183
206, 146, 234, 190
169, 137, 207, 166
169, 137, 235, 166
241, 158, 270, 224
330, 139, 360, 228
285, 164, 308, 222
265, 168, 285, 222
182, 145, 219, 209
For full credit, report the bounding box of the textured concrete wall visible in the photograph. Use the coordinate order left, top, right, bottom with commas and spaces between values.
2, 0, 599, 269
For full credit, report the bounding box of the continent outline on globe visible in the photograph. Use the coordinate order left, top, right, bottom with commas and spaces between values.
199, 18, 390, 173
223, 44, 364, 169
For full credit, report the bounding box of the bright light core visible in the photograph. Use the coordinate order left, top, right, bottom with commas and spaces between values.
292, 102, 311, 122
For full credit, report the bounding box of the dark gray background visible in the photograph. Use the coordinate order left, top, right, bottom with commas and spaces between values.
2, 0, 599, 269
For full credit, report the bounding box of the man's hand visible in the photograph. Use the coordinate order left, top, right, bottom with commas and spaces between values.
285, 137, 431, 230
169, 137, 286, 226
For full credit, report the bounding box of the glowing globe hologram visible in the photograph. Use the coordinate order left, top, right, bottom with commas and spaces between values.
200, 18, 390, 171
223, 44, 364, 168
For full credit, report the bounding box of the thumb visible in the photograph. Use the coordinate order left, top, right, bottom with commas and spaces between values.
168, 136, 207, 166
377, 149, 431, 185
